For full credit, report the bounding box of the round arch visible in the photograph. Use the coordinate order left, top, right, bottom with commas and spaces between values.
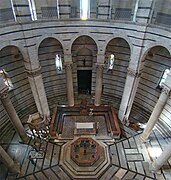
104, 34, 133, 54
130, 44, 171, 125
71, 34, 98, 54
37, 34, 64, 51
140, 41, 171, 62
0, 42, 27, 61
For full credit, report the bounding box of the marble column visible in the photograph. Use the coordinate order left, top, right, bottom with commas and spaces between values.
119, 67, 141, 124
65, 62, 74, 106
150, 142, 171, 173
94, 64, 104, 106
0, 145, 20, 173
25, 67, 50, 117
0, 78, 29, 143
140, 85, 170, 142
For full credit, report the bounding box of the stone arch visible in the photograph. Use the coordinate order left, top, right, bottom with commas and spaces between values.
38, 37, 64, 66
104, 34, 133, 55
140, 41, 171, 62
38, 37, 66, 109
102, 37, 131, 108
130, 44, 171, 124
0, 45, 37, 125
71, 35, 98, 95
71, 34, 98, 55
0, 41, 27, 61
37, 34, 64, 53
71, 35, 98, 67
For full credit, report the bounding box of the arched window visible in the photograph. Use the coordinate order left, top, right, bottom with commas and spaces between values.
107, 54, 115, 70
0, 69, 13, 90
158, 68, 170, 87
55, 54, 63, 73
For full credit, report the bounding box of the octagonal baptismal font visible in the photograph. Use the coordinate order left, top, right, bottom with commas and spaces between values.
60, 137, 111, 179
71, 137, 100, 166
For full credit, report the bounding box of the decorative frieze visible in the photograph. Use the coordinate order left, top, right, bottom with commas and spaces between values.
25, 67, 41, 77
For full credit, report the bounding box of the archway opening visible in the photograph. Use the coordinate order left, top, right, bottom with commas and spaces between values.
71, 35, 97, 95
104, 37, 131, 108
38, 37, 65, 108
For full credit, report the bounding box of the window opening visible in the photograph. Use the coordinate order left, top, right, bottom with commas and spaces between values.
107, 54, 115, 70
10, 0, 17, 21
0, 69, 13, 90
55, 54, 63, 73
80, 0, 90, 20
158, 68, 170, 88
28, 0, 37, 20
56, 0, 60, 19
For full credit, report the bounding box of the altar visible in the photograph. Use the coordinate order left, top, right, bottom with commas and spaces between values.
74, 122, 98, 135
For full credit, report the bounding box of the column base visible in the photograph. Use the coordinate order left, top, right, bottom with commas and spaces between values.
9, 162, 20, 174
149, 162, 161, 174
139, 135, 150, 143
123, 116, 130, 126
21, 135, 31, 144
118, 110, 125, 122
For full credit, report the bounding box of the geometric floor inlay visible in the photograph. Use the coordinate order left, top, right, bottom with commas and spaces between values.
60, 137, 111, 179
0, 123, 171, 179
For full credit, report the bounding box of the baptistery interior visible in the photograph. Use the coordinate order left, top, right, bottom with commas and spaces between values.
0, 0, 171, 179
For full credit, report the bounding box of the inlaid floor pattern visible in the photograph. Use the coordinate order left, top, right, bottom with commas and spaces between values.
0, 122, 171, 180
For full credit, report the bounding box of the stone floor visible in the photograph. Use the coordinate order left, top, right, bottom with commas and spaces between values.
0, 117, 171, 180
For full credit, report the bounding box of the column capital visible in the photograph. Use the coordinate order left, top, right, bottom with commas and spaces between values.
96, 63, 105, 71
0, 78, 9, 99
64, 62, 73, 71
25, 66, 41, 77
161, 84, 171, 95
0, 88, 9, 99
127, 67, 141, 77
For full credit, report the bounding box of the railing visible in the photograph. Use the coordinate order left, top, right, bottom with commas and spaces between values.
112, 8, 132, 21
152, 12, 171, 28
41, 7, 58, 19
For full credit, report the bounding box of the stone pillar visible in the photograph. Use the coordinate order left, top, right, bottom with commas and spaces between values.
94, 64, 104, 106
58, 0, 71, 19
0, 78, 29, 143
135, 0, 154, 24
65, 62, 74, 106
0, 145, 20, 173
25, 67, 50, 117
119, 67, 141, 124
140, 85, 170, 142
150, 142, 171, 173
97, 0, 110, 20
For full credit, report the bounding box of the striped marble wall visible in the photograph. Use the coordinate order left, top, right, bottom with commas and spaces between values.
130, 46, 171, 123
0, 20, 170, 140
38, 38, 67, 110
71, 35, 97, 95
102, 38, 131, 109
0, 46, 37, 139
158, 97, 171, 136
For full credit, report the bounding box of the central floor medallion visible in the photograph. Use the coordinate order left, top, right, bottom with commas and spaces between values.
60, 137, 111, 179
71, 137, 100, 166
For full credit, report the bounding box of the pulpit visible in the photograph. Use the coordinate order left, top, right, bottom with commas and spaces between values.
27, 112, 50, 139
